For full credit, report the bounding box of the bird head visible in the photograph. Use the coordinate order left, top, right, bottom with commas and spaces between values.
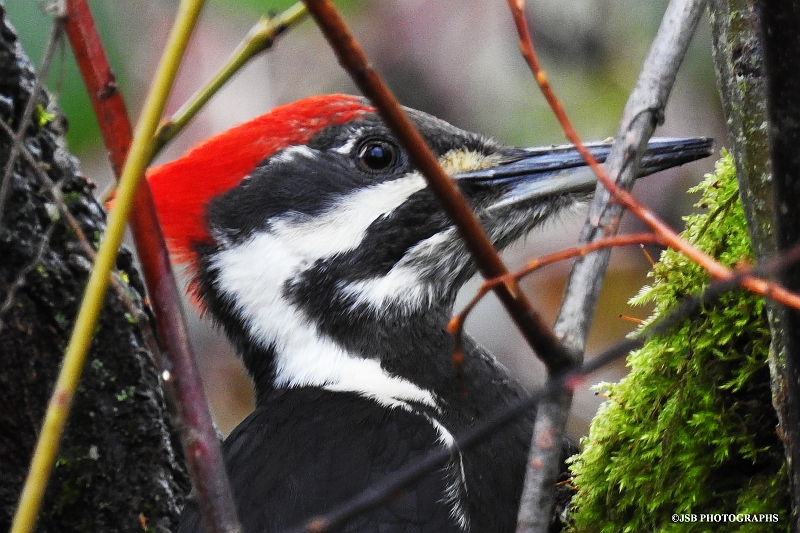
147, 94, 711, 402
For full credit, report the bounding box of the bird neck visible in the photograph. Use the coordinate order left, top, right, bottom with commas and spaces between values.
196, 239, 470, 410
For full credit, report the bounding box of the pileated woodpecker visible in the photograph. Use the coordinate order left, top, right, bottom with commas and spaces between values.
147, 94, 712, 532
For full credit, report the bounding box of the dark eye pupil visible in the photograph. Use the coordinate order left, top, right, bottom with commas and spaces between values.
359, 141, 396, 171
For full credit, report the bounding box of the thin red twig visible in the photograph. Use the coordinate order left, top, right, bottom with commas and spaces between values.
447, 233, 663, 369
63, 2, 240, 532
507, 0, 800, 313
62, 3, 131, 175
507, 0, 609, 207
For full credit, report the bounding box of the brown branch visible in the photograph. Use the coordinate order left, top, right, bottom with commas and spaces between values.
301, 0, 575, 373
517, 233, 663, 284
63, 2, 241, 532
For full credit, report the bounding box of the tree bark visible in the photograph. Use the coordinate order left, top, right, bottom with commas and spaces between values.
0, 4, 188, 532
756, 3, 800, 530
709, 1, 800, 530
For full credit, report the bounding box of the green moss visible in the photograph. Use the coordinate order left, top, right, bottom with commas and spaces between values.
568, 151, 789, 532
34, 103, 56, 127
62, 191, 83, 207
115, 385, 137, 403
54, 312, 69, 330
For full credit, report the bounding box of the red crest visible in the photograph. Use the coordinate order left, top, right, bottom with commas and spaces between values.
147, 94, 374, 266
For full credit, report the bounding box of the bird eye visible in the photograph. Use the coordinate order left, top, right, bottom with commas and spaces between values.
357, 140, 399, 172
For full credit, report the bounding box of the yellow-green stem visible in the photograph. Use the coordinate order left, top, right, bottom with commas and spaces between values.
154, 2, 308, 151
10, 1, 205, 531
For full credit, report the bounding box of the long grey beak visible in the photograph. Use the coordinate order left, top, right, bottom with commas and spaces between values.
454, 137, 714, 209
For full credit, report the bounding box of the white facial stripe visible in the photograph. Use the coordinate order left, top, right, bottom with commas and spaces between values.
404, 229, 457, 267
210, 231, 438, 409
341, 229, 458, 313
270, 174, 428, 258
342, 267, 434, 312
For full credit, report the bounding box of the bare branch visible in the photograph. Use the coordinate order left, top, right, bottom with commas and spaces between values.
507, 1, 708, 530
556, 0, 708, 350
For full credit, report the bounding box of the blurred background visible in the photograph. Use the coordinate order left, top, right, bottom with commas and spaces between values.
8, 0, 725, 439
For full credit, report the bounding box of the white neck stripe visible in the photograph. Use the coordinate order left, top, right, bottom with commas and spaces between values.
210, 231, 438, 409
339, 228, 458, 313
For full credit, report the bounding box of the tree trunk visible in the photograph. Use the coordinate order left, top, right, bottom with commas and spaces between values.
710, 1, 800, 530
0, 4, 188, 532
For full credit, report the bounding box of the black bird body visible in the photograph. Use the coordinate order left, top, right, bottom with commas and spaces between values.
147, 95, 712, 532
193, 369, 533, 533
179, 352, 536, 532
213, 389, 467, 533
184, 261, 537, 532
